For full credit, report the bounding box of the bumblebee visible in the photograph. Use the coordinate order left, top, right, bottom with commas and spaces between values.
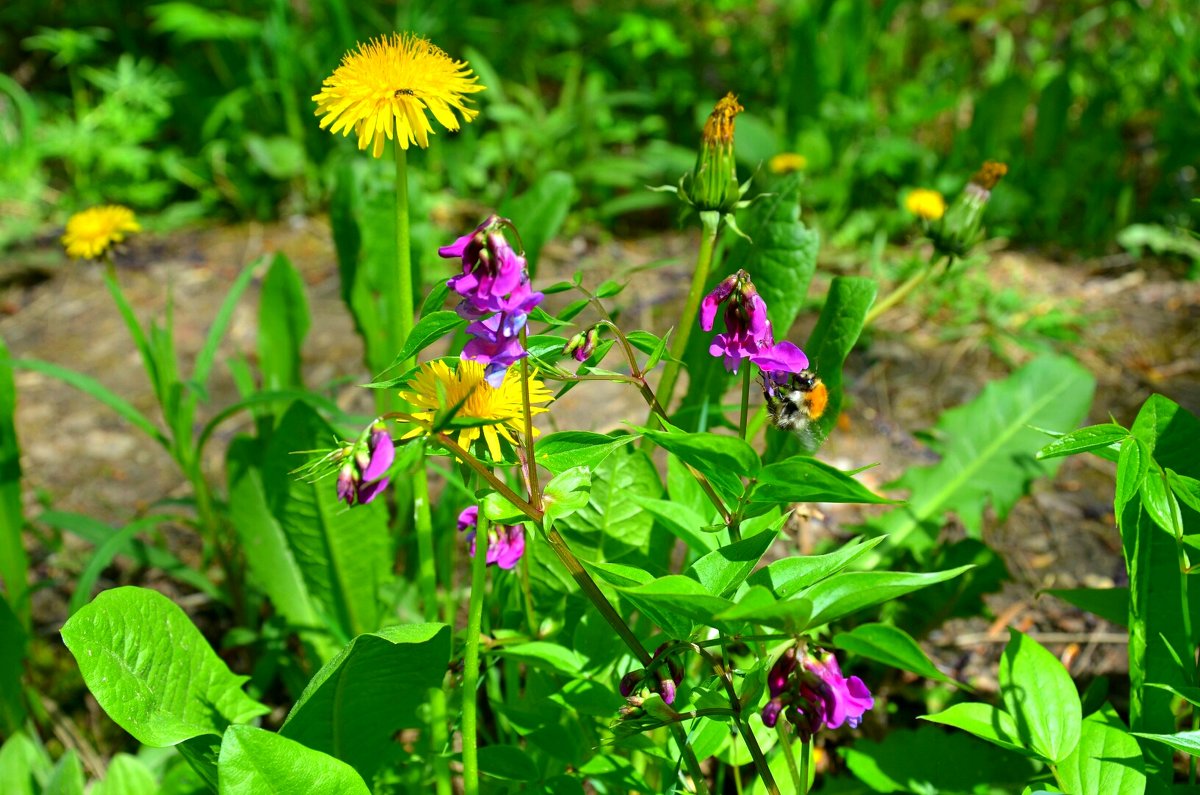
764, 369, 828, 435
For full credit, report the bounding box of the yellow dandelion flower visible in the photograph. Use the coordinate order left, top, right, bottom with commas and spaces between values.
400, 359, 553, 461
313, 32, 485, 158
61, 205, 141, 261
768, 152, 808, 174
904, 188, 947, 221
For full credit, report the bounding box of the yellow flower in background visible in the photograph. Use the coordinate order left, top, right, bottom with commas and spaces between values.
61, 205, 141, 260
768, 153, 808, 174
400, 359, 553, 461
904, 188, 947, 221
313, 32, 485, 157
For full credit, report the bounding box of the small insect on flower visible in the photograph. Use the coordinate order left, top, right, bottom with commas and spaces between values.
764, 369, 829, 441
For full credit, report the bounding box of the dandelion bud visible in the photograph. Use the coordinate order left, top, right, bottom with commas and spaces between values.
684, 92, 745, 213
927, 160, 1008, 258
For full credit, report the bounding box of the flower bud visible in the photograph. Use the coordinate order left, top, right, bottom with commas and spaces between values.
927, 160, 1008, 258
619, 669, 645, 698
684, 93, 744, 213
563, 325, 601, 362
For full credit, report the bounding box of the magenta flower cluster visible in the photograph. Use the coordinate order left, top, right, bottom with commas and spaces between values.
440, 216, 544, 387
700, 269, 808, 390
761, 646, 874, 739
619, 643, 685, 705
336, 424, 394, 506
456, 506, 526, 570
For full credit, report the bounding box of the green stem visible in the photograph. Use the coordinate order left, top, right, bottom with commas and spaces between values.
652, 220, 720, 421
863, 252, 944, 328
799, 736, 811, 795
739, 366, 752, 440
778, 723, 802, 794
461, 513, 489, 795
395, 144, 415, 363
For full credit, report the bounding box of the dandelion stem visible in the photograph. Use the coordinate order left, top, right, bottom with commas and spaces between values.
863, 251, 944, 327
395, 142, 415, 366
654, 220, 721, 420
461, 510, 489, 795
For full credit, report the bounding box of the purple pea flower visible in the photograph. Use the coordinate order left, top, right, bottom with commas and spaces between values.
701, 270, 810, 379
336, 425, 394, 506
457, 506, 526, 570
803, 651, 875, 730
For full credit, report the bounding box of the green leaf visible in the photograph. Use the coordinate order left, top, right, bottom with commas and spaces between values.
868, 354, 1095, 561
386, 310, 464, 372
1141, 468, 1183, 538
767, 276, 876, 461
262, 403, 389, 639
842, 726, 1037, 794
193, 254, 264, 388
685, 529, 779, 598
494, 641, 587, 677
281, 623, 451, 783
1115, 437, 1151, 518
218, 725, 371, 795
44, 748, 84, 795
543, 466, 593, 530
92, 754, 157, 795
1044, 587, 1128, 628
642, 427, 756, 505
0, 731, 47, 795
534, 432, 637, 475
1131, 730, 1200, 756
628, 494, 717, 555
0, 597, 27, 736
920, 702, 1029, 755
799, 565, 974, 629
1037, 422, 1128, 460
616, 575, 735, 638
747, 535, 885, 598
750, 456, 893, 506
1059, 711, 1146, 795
478, 744, 541, 782
833, 623, 960, 686
0, 337, 29, 632
11, 358, 168, 448
1167, 469, 1200, 514
500, 171, 575, 274
717, 587, 811, 632
60, 587, 268, 747
226, 438, 332, 660
257, 253, 310, 391
999, 629, 1082, 763
560, 445, 661, 562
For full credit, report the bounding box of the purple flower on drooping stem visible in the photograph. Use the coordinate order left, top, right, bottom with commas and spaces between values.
761, 645, 873, 738
336, 423, 395, 506
457, 506, 526, 570
700, 270, 809, 378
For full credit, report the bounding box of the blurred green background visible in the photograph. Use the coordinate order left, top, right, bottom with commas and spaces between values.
2, 0, 1197, 255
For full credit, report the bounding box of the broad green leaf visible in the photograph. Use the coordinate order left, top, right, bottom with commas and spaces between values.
616, 575, 735, 638
1132, 730, 1200, 756
262, 402, 389, 639
999, 629, 1082, 763
1037, 422, 1128, 460
750, 456, 893, 506
386, 310, 464, 371
1044, 587, 1128, 628
747, 535, 886, 598
500, 171, 574, 274
0, 594, 27, 735
560, 445, 661, 562
60, 587, 268, 747
494, 641, 587, 677
833, 623, 960, 686
281, 623, 450, 783
766, 275, 875, 462
1059, 711, 1146, 795
686, 527, 779, 597
0, 731, 47, 795
1140, 468, 1183, 538
0, 337, 28, 632
868, 354, 1094, 561
11, 358, 168, 448
534, 432, 637, 475
218, 725, 370, 795
799, 565, 974, 629
920, 702, 1029, 754
478, 744, 541, 782
543, 466, 593, 530
1115, 437, 1150, 518
628, 494, 717, 555
92, 754, 156, 795
226, 437, 333, 660
44, 749, 84, 795
842, 726, 1037, 794
642, 427, 756, 505
1167, 469, 1200, 514
717, 587, 811, 633
257, 253, 310, 391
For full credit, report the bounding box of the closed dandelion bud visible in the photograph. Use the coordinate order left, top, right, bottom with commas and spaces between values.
929, 160, 1008, 258
685, 92, 745, 213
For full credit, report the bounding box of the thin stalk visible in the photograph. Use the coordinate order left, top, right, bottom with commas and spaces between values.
518, 328, 542, 511
654, 221, 720, 419
429, 687, 451, 795
461, 514, 489, 795
394, 143, 415, 364
799, 737, 811, 795
863, 252, 946, 328
778, 723, 802, 794
738, 366, 752, 440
